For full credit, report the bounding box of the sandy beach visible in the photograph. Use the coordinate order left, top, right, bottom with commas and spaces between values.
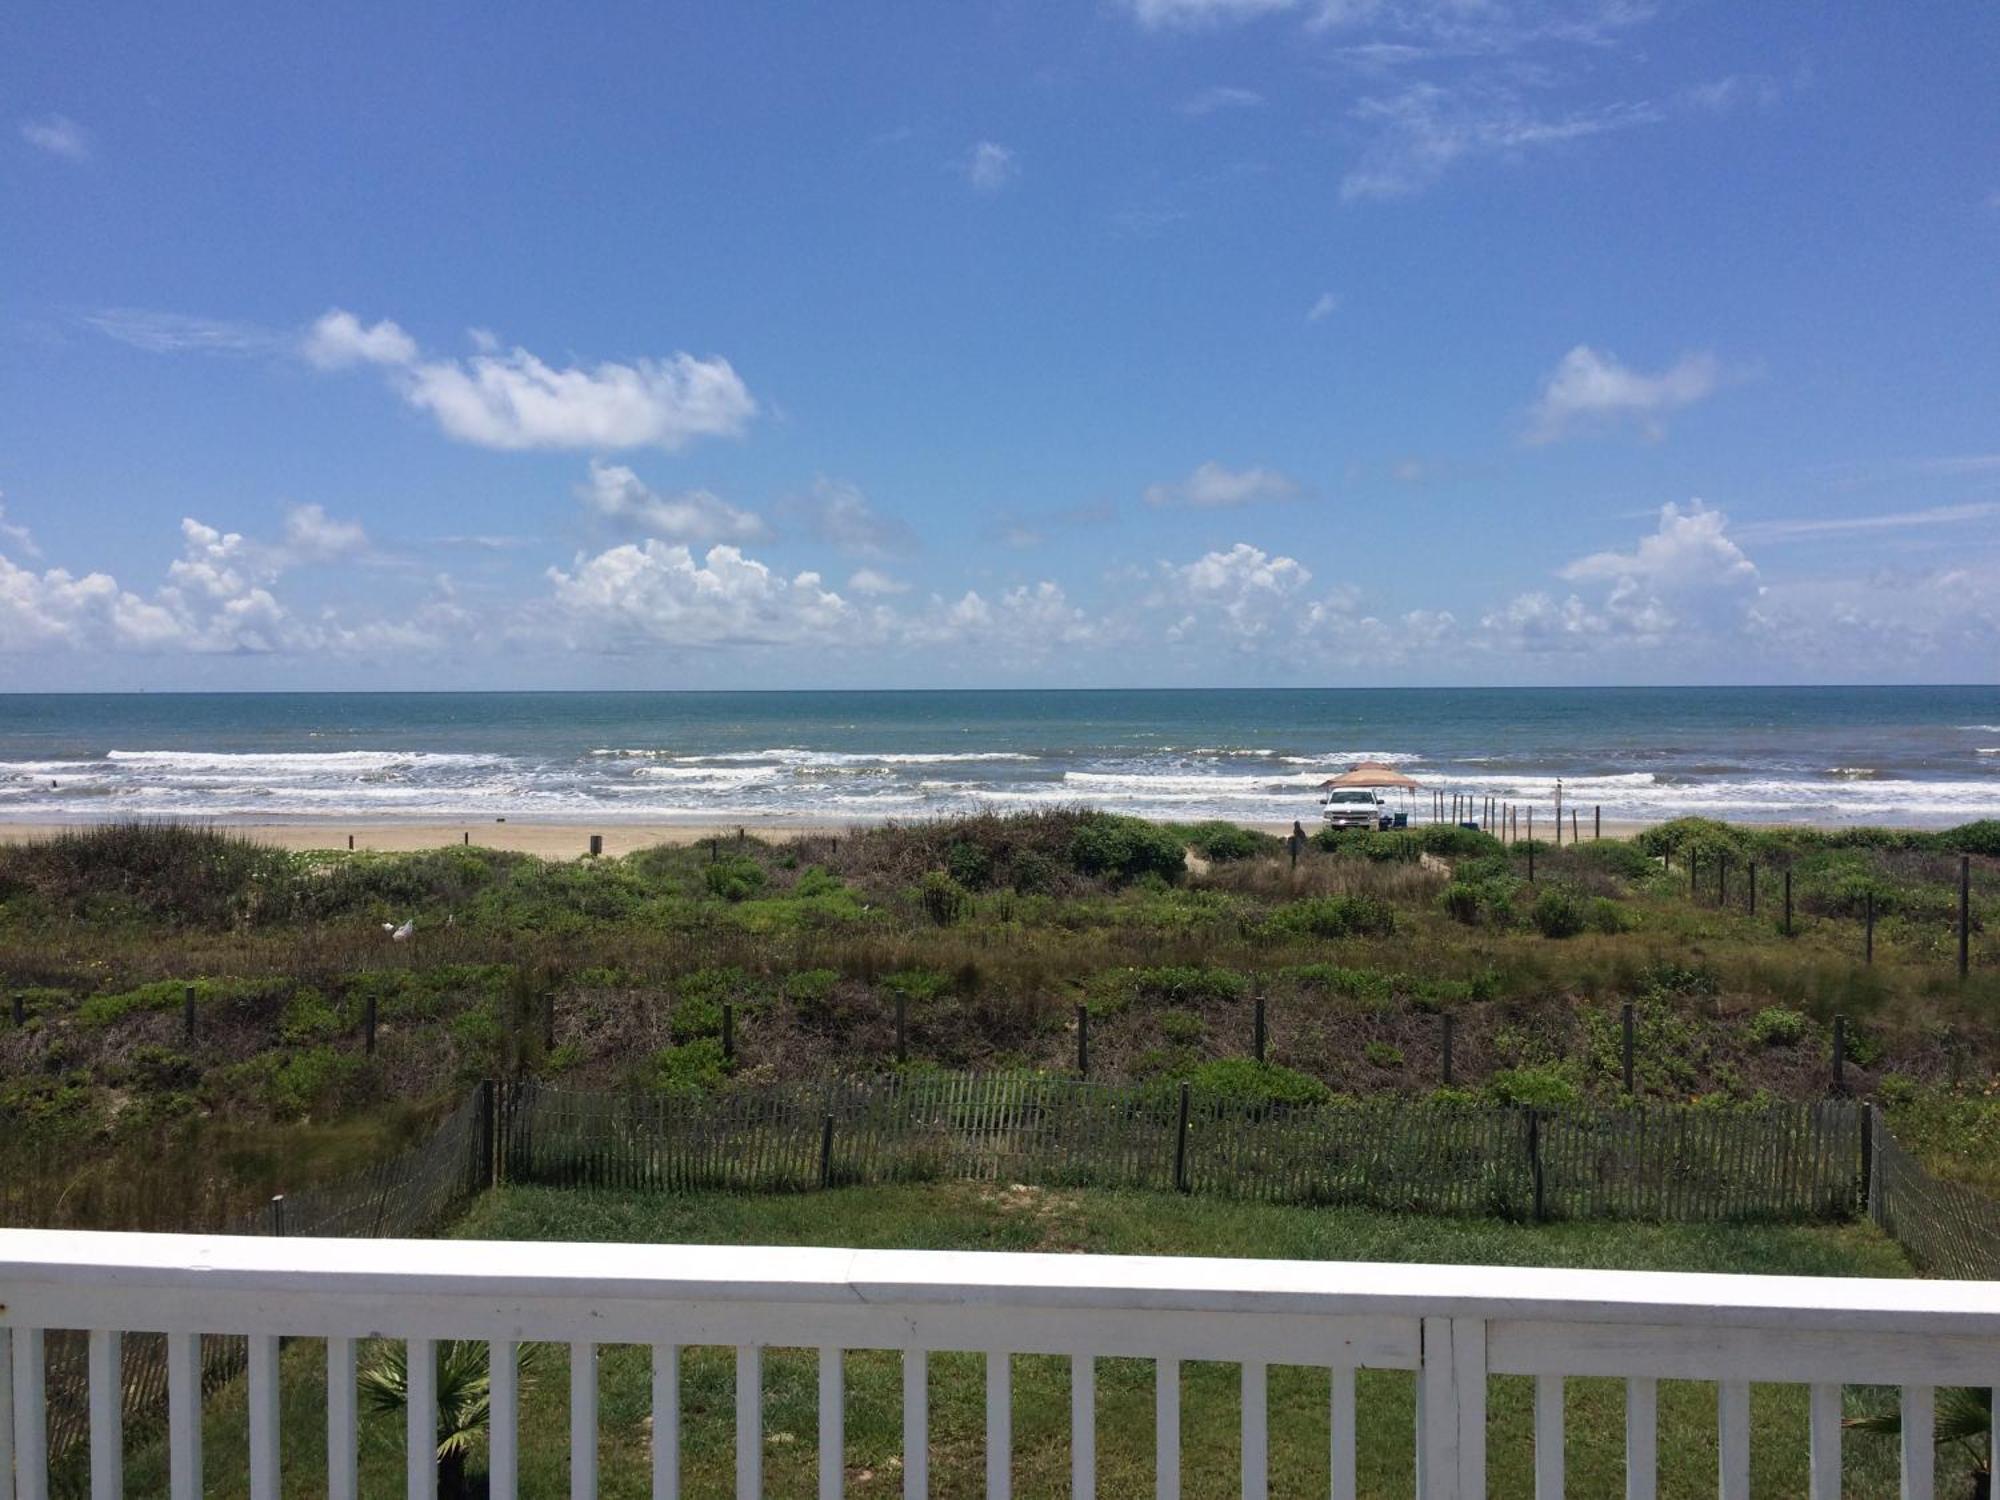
0, 813, 1668, 856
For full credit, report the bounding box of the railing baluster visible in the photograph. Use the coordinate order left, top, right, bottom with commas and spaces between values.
327, 1337, 358, 1500
87, 1330, 121, 1500
736, 1344, 762, 1500
167, 1331, 201, 1500
1071, 1355, 1095, 1500
249, 1334, 280, 1500
1718, 1379, 1750, 1500
1241, 1360, 1268, 1500
1156, 1357, 1180, 1500
987, 1351, 1012, 1500
1624, 1377, 1656, 1500
820, 1346, 844, 1500
572, 1340, 598, 1499
1534, 1374, 1563, 1500
1329, 1366, 1356, 1500
652, 1344, 679, 1500
0, 1327, 13, 1500
1900, 1385, 1934, 1500
10, 1328, 45, 1500
406, 1338, 436, 1500
902, 1350, 928, 1500
1808, 1382, 1840, 1499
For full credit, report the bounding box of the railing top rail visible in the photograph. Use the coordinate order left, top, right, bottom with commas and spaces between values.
2, 1229, 1996, 1338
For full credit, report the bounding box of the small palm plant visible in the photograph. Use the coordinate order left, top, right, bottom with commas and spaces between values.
360, 1339, 538, 1499
1847, 1388, 1991, 1499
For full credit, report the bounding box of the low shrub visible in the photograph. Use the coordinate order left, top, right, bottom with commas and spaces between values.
703, 857, 767, 902
654, 1038, 729, 1094
918, 870, 972, 926
1485, 1062, 1582, 1108
1067, 814, 1185, 886
1265, 895, 1396, 940
1187, 1058, 1332, 1107
1129, 965, 1249, 1006
1530, 886, 1587, 939
1363, 1040, 1404, 1068
1175, 821, 1270, 862
1749, 1007, 1807, 1047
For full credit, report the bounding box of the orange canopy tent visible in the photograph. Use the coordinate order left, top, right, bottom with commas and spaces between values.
1319, 761, 1422, 790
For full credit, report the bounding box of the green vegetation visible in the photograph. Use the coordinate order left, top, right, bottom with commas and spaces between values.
3, 813, 1998, 1198
113, 1182, 1921, 1499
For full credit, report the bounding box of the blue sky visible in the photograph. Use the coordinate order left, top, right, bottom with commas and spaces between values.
3, 0, 1997, 689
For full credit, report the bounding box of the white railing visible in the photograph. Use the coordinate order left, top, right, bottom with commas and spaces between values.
2, 1228, 1997, 1499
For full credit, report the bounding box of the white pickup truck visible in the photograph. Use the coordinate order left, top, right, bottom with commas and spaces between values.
1319, 787, 1388, 830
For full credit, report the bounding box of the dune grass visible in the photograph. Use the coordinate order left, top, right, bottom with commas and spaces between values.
107, 1181, 1934, 1500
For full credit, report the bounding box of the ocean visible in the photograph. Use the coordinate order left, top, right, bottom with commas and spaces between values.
0, 687, 1996, 828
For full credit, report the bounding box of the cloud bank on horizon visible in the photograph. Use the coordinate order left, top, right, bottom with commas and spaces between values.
3, 1, 1997, 688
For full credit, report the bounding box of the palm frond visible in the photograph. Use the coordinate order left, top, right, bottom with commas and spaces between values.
1845, 1386, 1993, 1453
356, 1338, 540, 1460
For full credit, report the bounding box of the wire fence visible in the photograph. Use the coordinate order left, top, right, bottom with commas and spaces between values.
1868, 1112, 2000, 1281
500, 1074, 1869, 1224
19, 1086, 492, 1483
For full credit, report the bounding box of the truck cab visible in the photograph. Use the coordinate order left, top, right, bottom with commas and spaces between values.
1320, 788, 1388, 830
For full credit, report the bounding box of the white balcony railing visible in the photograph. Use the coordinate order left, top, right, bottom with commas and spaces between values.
3, 1227, 1997, 1499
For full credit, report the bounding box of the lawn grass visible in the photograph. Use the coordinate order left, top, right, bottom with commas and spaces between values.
111, 1182, 1935, 1499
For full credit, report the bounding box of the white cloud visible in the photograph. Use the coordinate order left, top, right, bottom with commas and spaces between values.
543, 542, 853, 650
1181, 85, 1265, 116
86, 309, 278, 355
908, 582, 1101, 654
962, 141, 1019, 193
788, 477, 917, 558
1144, 461, 1301, 509
576, 461, 771, 545
307, 308, 757, 453
1485, 501, 1761, 652
281, 503, 371, 562
0, 509, 430, 658
302, 310, 419, 370
847, 568, 911, 596
1685, 74, 1783, 115
20, 114, 88, 160
0, 499, 40, 560
1341, 84, 1662, 200
1122, 0, 1297, 28
1734, 502, 2000, 545
1306, 291, 1341, 323
1156, 542, 1316, 647
1526, 345, 1722, 443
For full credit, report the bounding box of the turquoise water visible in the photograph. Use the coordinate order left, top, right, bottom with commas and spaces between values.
0, 687, 1996, 826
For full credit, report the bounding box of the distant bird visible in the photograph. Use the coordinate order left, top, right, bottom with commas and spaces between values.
390, 919, 415, 942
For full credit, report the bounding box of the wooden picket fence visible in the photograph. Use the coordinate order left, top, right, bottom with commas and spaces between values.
499, 1074, 1868, 1224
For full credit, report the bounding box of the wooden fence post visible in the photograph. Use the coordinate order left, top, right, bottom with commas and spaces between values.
1718, 853, 1728, 908
722, 1003, 735, 1063
481, 1079, 500, 1189
1865, 890, 1875, 964
542, 991, 556, 1053
1571, 810, 1578, 845
1689, 851, 1699, 901
1594, 805, 1601, 840
9, 991, 23, 1026
818, 1114, 835, 1190
364, 993, 378, 1055
1832, 1015, 1847, 1095
1173, 1082, 1192, 1193
183, 985, 196, 1044
348, 833, 355, 851
1961, 856, 1973, 981
267, 1195, 286, 1237
1253, 992, 1267, 1064
1441, 1014, 1455, 1086
1076, 1004, 1089, 1077
1747, 862, 1757, 917
588, 834, 603, 858
896, 994, 909, 1065
1621, 1003, 1635, 1096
